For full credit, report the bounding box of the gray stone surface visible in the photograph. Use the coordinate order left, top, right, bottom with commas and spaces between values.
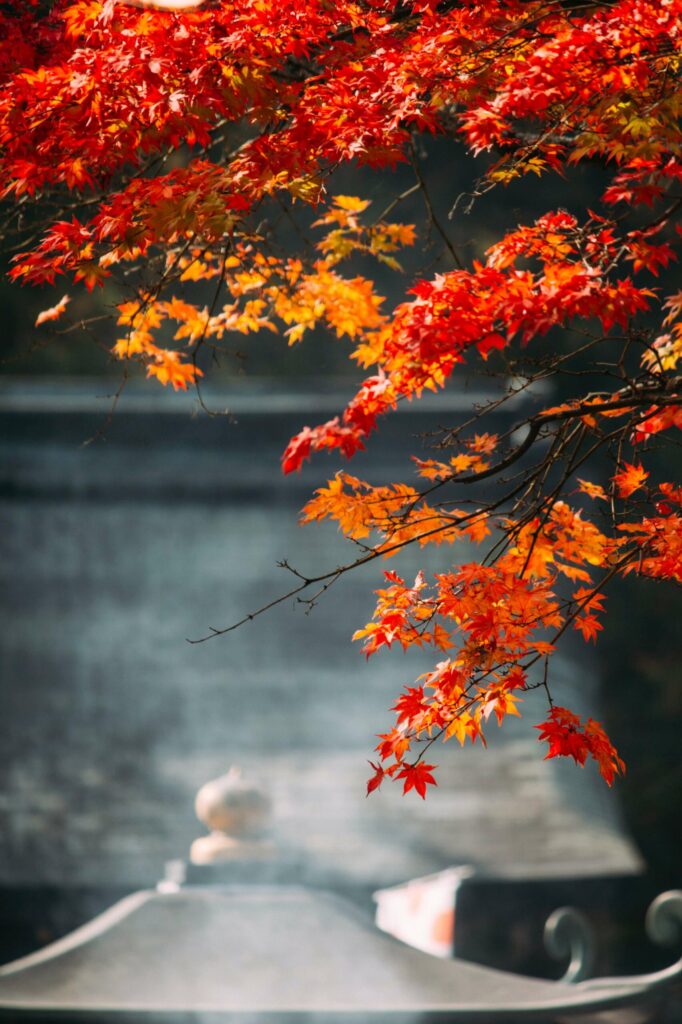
0, 379, 643, 890
0, 886, 668, 1016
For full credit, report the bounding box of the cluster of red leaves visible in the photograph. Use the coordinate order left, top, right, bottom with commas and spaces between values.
535, 708, 626, 788
283, 210, 659, 471
349, 497, 622, 795
3, 0, 681, 791
356, 464, 681, 794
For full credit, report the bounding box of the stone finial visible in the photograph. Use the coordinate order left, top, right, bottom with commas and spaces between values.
190, 766, 273, 865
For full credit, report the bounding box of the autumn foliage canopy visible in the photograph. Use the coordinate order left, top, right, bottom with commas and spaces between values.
2, 0, 681, 795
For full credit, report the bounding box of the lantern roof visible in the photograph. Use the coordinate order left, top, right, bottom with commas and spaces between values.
0, 885, 679, 1019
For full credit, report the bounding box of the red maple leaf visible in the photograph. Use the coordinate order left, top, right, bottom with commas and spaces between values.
396, 762, 438, 799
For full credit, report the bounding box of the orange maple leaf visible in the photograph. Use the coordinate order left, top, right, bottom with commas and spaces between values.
375, 727, 411, 761
413, 457, 451, 481
35, 294, 70, 327
574, 613, 604, 643
577, 478, 607, 501
613, 462, 649, 498
146, 351, 202, 391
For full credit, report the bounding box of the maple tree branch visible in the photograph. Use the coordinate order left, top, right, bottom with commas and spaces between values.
516, 425, 587, 579
409, 146, 464, 269
372, 183, 421, 226
536, 555, 635, 661
453, 420, 543, 484
406, 545, 640, 769
187, 479, 527, 643
480, 419, 588, 567
190, 243, 233, 417
214, 372, 679, 650
448, 385, 681, 486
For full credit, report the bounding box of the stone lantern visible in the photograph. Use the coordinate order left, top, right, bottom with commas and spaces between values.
0, 772, 680, 1022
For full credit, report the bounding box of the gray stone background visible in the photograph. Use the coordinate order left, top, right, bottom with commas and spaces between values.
0, 378, 641, 898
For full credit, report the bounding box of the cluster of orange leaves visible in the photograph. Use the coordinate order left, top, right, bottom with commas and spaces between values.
2, 0, 681, 792
109, 200, 404, 388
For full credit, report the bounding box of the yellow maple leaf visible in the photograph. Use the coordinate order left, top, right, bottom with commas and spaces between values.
286, 176, 324, 204
334, 195, 371, 212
